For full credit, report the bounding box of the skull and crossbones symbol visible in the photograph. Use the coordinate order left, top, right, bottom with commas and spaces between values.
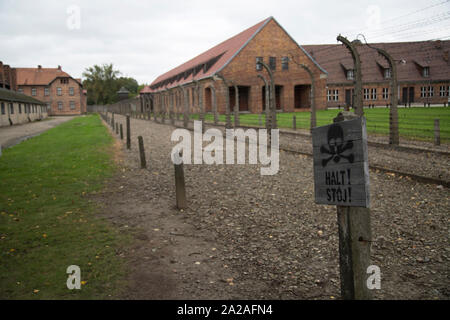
320, 123, 354, 167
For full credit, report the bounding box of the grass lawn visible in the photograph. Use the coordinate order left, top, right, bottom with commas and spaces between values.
0, 114, 129, 299
191, 107, 450, 142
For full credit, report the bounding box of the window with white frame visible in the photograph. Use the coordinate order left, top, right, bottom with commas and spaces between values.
18, 88, 23, 94
440, 86, 446, 97
58, 101, 63, 110
9, 103, 14, 114
57, 87, 62, 96
69, 87, 74, 96
256, 57, 263, 71
31, 88, 37, 96
382, 88, 389, 99
44, 87, 50, 96
371, 88, 377, 100
364, 88, 370, 100
327, 89, 339, 101
70, 101, 75, 110
384, 68, 391, 79
281, 56, 289, 70
269, 57, 276, 71
423, 67, 430, 77
428, 86, 434, 97
46, 103, 51, 110
346, 70, 354, 80
421, 86, 427, 97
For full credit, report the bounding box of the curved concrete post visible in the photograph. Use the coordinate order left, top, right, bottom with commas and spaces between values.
194, 80, 205, 131
155, 93, 160, 122
178, 85, 189, 128
337, 35, 363, 116
214, 73, 233, 128
375, 47, 399, 145
162, 90, 169, 124
205, 83, 218, 125
194, 80, 205, 122
169, 90, 175, 125
299, 63, 317, 132
257, 60, 277, 129
257, 74, 271, 130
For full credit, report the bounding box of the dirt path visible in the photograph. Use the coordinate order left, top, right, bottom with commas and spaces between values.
0, 116, 77, 149
96, 115, 449, 300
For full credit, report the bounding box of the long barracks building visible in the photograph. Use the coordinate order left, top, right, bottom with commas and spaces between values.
303, 40, 450, 108
141, 17, 450, 113
141, 17, 328, 114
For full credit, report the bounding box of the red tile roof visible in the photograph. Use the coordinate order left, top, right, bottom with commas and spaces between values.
140, 85, 152, 93
146, 17, 272, 93
15, 66, 81, 86
303, 40, 450, 84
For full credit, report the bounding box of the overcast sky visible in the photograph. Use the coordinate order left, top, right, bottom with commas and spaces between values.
1, 0, 449, 84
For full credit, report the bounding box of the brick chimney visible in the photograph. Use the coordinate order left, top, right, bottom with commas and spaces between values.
38, 65, 42, 70
57, 65, 61, 71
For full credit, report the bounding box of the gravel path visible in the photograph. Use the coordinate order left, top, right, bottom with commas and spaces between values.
0, 116, 77, 149
100, 114, 449, 300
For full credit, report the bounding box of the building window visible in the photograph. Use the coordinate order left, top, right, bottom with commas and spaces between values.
364, 88, 370, 100
69, 87, 74, 96
18, 88, 23, 94
382, 88, 389, 99
269, 57, 276, 71
46, 103, 51, 110
371, 88, 377, 100
31, 88, 37, 96
57, 87, 62, 96
45, 87, 50, 96
421, 86, 434, 97
421, 86, 426, 98
423, 67, 430, 77
70, 101, 75, 110
58, 101, 63, 110
327, 89, 339, 101
346, 70, 354, 80
384, 68, 391, 79
18, 104, 22, 114
256, 57, 263, 71
9, 103, 14, 114
1, 103, 5, 115
60, 78, 69, 84
281, 56, 289, 70
439, 85, 449, 97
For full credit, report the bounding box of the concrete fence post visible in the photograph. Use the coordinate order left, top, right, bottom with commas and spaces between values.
434, 119, 440, 146
138, 136, 147, 169
174, 153, 187, 210
120, 123, 123, 140
334, 112, 372, 300
126, 115, 131, 150
293, 115, 296, 130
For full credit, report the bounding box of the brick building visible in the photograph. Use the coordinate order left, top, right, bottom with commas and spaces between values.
0, 61, 17, 91
141, 17, 328, 114
1, 62, 48, 127
14, 65, 87, 116
303, 40, 450, 108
